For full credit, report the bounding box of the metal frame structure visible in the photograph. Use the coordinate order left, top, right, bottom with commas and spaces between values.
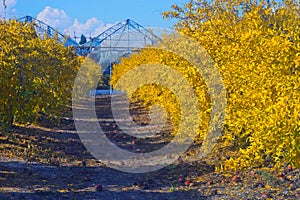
77, 19, 159, 55
77, 19, 159, 94
18, 16, 78, 47
17, 16, 159, 94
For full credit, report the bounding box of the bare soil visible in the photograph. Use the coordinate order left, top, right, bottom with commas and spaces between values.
0, 95, 299, 199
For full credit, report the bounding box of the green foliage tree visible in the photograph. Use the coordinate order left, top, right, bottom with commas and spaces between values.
0, 19, 80, 129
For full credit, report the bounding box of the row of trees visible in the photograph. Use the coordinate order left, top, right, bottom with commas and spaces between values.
112, 0, 300, 170
0, 20, 80, 129
0, 0, 298, 171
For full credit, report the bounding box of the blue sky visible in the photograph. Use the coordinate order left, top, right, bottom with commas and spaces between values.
1, 0, 187, 38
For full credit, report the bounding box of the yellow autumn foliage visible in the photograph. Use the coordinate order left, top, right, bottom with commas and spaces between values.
112, 0, 300, 170
0, 19, 80, 127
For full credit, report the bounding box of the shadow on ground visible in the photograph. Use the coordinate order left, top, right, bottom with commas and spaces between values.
0, 95, 217, 199
0, 160, 212, 200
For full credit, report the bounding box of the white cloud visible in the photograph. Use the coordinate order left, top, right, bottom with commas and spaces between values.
64, 18, 115, 38
0, 0, 17, 18
36, 6, 116, 41
37, 6, 72, 30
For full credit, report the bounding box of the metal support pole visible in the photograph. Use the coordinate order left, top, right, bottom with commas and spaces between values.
109, 35, 112, 95
128, 21, 130, 52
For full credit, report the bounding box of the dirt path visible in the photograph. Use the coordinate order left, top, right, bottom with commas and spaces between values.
0, 157, 212, 200
0, 95, 299, 199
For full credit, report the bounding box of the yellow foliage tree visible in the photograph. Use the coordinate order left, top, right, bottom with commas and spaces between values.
112, 0, 300, 170
111, 47, 211, 143
0, 19, 80, 128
